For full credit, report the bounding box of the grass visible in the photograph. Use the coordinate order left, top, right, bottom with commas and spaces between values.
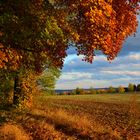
40, 92, 140, 103
0, 123, 30, 140
0, 92, 140, 139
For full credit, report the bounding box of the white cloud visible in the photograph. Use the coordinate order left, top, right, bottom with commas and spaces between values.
56, 48, 140, 89
102, 70, 140, 76
94, 55, 107, 61
56, 79, 111, 89
64, 54, 83, 64
128, 53, 140, 60
59, 72, 93, 81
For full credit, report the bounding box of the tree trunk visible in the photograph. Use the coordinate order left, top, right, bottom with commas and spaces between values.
13, 74, 21, 105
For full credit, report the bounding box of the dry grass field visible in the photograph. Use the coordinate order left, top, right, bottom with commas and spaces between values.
0, 93, 140, 140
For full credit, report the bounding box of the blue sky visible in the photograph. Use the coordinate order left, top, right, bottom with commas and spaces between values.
56, 17, 140, 90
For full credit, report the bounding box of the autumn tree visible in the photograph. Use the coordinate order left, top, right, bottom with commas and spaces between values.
118, 86, 125, 93
57, 0, 140, 62
0, 0, 140, 105
0, 0, 68, 105
1, 0, 139, 69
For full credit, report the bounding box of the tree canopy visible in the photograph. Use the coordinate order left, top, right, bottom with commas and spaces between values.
0, 0, 140, 72
0, 0, 140, 106
0, 0, 68, 72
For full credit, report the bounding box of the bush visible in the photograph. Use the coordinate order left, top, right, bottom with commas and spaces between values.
75, 87, 84, 95
108, 86, 116, 93
96, 89, 106, 94
118, 86, 125, 93
70, 90, 76, 95
96, 90, 100, 94
89, 87, 97, 94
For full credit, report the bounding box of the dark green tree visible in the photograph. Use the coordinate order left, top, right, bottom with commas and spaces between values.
75, 87, 84, 95
136, 84, 140, 91
128, 83, 134, 92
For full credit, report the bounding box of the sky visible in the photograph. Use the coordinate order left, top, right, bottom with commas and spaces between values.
55, 17, 140, 90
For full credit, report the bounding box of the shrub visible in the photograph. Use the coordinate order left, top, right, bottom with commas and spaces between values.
118, 86, 125, 93
71, 90, 77, 95
89, 87, 97, 94
75, 87, 84, 95
100, 89, 107, 94
108, 86, 116, 93
96, 90, 101, 94
97, 89, 106, 94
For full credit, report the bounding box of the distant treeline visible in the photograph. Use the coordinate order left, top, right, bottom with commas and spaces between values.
57, 83, 140, 95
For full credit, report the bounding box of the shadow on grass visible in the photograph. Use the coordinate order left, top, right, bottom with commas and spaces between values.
18, 112, 116, 140
0, 116, 7, 125
0, 104, 16, 125
19, 112, 93, 140
0, 104, 13, 111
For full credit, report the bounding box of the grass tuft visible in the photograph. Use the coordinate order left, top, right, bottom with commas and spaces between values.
0, 123, 31, 140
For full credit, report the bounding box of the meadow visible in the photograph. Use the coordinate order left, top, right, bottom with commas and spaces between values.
0, 93, 140, 140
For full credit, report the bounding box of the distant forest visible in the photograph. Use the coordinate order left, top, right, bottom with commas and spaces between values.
55, 83, 140, 95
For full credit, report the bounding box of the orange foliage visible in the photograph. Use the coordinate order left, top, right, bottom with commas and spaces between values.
0, 44, 21, 70
67, 0, 140, 62
0, 0, 140, 70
